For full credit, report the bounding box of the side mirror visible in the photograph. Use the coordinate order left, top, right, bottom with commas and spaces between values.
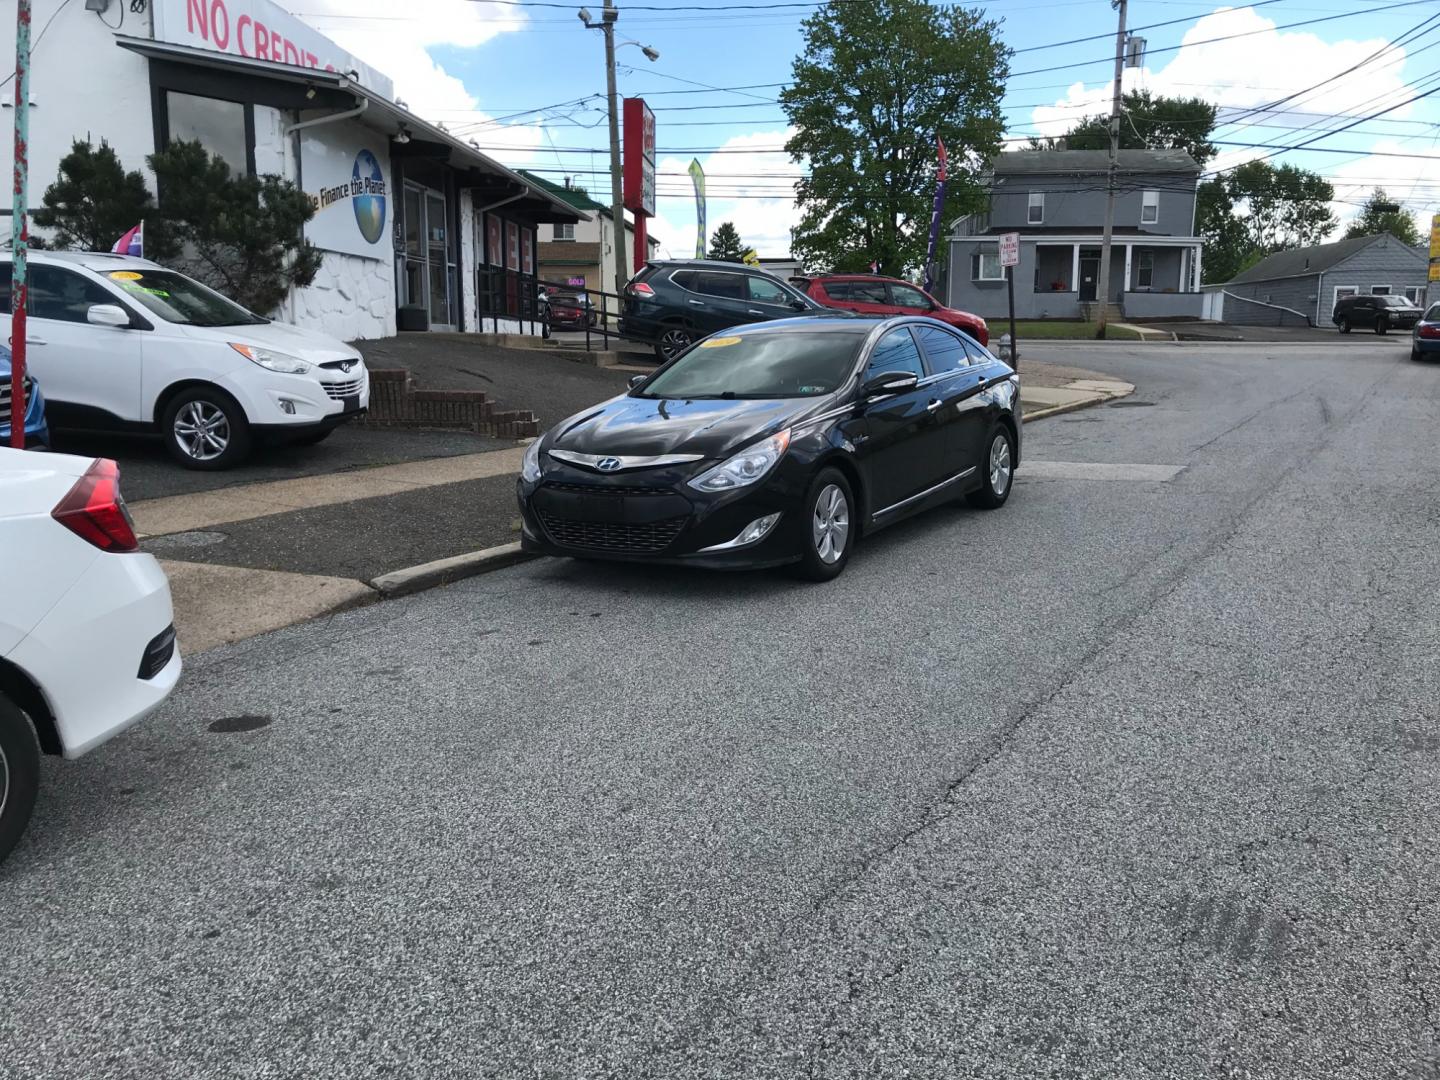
789, 300, 808, 311
862, 370, 919, 398
628, 374, 647, 389
87, 304, 131, 329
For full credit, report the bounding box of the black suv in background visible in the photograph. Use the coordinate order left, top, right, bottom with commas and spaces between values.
621, 260, 833, 360
1333, 293, 1424, 335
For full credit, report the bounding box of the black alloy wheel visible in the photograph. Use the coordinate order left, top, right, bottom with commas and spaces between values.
0, 694, 40, 866
655, 325, 695, 362
1338, 318, 1351, 334
1375, 316, 1389, 336
967, 426, 1015, 510
791, 467, 854, 582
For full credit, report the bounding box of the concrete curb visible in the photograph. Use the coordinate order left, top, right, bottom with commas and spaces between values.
1022, 381, 1134, 422
369, 542, 538, 598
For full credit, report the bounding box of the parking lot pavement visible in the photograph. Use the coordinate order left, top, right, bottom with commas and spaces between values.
51, 423, 508, 502
353, 334, 634, 429
5, 339, 1438, 1078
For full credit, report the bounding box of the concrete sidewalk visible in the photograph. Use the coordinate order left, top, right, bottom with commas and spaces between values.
136, 360, 1131, 654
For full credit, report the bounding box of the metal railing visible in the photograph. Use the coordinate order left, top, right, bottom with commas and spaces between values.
477, 266, 546, 337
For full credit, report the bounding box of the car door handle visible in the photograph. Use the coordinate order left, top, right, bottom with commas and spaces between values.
687, 299, 706, 306
747, 309, 764, 316
926, 398, 943, 412
25, 337, 46, 346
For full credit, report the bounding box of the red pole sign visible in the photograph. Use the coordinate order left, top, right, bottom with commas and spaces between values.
623, 97, 655, 274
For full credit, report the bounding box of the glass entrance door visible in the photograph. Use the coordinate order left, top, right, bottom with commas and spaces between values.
400, 182, 455, 330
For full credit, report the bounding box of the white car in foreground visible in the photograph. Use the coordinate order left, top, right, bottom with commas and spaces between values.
0, 252, 370, 470
0, 447, 181, 863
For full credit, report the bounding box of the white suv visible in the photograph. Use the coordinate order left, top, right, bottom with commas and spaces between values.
0, 253, 370, 469
0, 447, 181, 863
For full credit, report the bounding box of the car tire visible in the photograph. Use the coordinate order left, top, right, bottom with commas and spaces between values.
654, 325, 695, 363
967, 426, 1015, 510
1338, 318, 1350, 334
1376, 317, 1388, 336
161, 387, 252, 470
790, 467, 855, 582
1413, 346, 1424, 363
0, 694, 41, 867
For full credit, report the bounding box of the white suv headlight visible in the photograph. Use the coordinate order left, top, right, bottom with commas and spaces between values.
689, 429, 791, 493
229, 342, 313, 375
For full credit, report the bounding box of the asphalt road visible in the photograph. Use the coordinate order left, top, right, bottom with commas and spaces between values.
5, 337, 1440, 1079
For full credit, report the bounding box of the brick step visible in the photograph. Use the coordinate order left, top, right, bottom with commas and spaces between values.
361, 368, 540, 439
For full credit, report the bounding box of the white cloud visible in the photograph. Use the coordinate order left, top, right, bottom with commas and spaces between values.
295, 1, 523, 117
1029, 6, 1416, 139
648, 127, 804, 259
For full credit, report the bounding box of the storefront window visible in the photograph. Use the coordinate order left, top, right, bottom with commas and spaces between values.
165, 91, 251, 176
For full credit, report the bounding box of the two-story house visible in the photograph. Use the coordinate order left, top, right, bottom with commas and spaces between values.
946, 149, 1205, 321
518, 171, 659, 298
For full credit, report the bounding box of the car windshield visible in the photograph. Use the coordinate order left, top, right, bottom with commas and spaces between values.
1377, 295, 1414, 308
1426, 304, 1440, 321
637, 331, 863, 399
102, 268, 268, 327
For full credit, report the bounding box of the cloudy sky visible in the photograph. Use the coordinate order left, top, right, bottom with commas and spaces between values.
288, 0, 1440, 260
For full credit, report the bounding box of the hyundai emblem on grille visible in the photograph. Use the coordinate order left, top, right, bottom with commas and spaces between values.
596, 457, 622, 472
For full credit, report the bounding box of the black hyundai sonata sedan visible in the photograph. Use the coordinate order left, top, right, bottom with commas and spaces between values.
517, 315, 1020, 580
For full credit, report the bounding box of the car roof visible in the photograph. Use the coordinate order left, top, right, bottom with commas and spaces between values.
808, 273, 912, 284
721, 315, 917, 336
648, 259, 759, 271
0, 251, 168, 272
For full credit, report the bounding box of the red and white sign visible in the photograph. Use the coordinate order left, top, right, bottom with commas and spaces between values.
153, 0, 395, 99
998, 231, 1020, 268
623, 98, 656, 218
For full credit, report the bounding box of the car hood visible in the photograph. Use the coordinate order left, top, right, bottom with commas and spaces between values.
548, 394, 820, 459
201, 320, 364, 364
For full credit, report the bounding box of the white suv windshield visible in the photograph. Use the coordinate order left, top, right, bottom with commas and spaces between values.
102, 268, 267, 327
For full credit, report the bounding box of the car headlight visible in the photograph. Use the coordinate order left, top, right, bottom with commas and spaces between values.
521, 437, 545, 482
229, 343, 313, 375
689, 429, 791, 493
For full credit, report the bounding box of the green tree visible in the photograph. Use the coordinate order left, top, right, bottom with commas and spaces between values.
1196, 161, 1338, 282
1063, 91, 1219, 165
708, 221, 748, 262
33, 139, 171, 254
781, 0, 1009, 275
1343, 187, 1421, 246
148, 140, 323, 315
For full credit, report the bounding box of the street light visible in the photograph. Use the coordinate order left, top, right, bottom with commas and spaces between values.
580, 3, 657, 305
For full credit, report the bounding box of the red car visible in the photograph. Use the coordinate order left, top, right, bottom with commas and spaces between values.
795, 274, 988, 346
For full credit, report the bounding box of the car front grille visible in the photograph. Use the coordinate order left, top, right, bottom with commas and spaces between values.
543, 481, 673, 497
0, 376, 36, 413
321, 376, 365, 399
538, 511, 687, 553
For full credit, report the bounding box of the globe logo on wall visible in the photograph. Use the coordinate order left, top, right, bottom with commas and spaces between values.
351, 149, 387, 245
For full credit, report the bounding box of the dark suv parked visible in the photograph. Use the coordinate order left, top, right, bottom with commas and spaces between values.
621, 260, 833, 360
1333, 293, 1424, 335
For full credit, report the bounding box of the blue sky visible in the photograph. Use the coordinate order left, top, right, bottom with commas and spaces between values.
298, 0, 1440, 258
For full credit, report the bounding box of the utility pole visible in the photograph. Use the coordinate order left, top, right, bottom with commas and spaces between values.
601, 2, 627, 301
9, 0, 31, 449
1095, 0, 1126, 339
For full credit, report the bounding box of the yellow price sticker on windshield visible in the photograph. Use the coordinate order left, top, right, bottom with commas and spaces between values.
109, 271, 143, 281
699, 336, 741, 348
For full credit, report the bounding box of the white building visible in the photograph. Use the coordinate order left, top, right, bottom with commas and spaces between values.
1, 0, 581, 340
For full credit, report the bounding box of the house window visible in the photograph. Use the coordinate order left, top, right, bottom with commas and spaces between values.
1141, 190, 1159, 224
1135, 251, 1154, 289
1404, 286, 1423, 304
1027, 192, 1044, 225
1334, 286, 1357, 310
1371, 285, 1391, 295
972, 248, 1004, 281
553, 223, 575, 241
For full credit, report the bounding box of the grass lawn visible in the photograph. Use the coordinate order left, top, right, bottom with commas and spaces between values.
1002, 320, 1143, 341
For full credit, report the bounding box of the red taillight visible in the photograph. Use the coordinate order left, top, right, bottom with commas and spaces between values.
51, 458, 139, 552
629, 281, 655, 297
1420, 324, 1440, 339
